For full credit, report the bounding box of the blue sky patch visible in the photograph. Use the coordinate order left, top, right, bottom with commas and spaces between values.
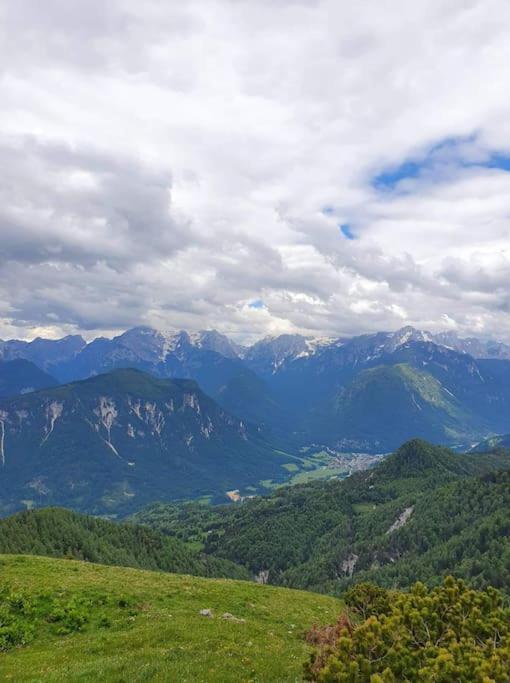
486, 153, 510, 171
249, 299, 265, 309
372, 135, 510, 192
373, 160, 421, 190
340, 223, 355, 240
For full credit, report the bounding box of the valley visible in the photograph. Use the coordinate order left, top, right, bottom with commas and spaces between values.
4, 439, 509, 597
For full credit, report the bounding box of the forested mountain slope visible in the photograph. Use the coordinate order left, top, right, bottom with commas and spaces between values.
133, 440, 510, 594
0, 507, 248, 579
0, 368, 292, 516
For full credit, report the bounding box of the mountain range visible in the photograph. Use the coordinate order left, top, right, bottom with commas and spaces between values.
3, 325, 510, 382
2, 324, 510, 451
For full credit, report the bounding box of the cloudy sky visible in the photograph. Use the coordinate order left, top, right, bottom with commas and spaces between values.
1, 0, 510, 343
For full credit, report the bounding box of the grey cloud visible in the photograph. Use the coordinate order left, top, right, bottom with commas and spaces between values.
2, 1, 510, 343
0, 136, 191, 269
0, 1, 197, 75
439, 254, 510, 294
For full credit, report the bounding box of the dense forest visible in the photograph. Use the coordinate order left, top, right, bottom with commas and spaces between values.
132, 440, 510, 594
0, 507, 249, 580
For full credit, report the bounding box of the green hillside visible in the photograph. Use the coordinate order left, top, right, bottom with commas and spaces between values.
325, 363, 484, 448
324, 469, 510, 592
134, 440, 510, 594
365, 437, 506, 487
0, 508, 248, 580
0, 555, 340, 682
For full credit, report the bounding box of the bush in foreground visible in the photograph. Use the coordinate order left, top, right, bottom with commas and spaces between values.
305, 576, 510, 682
0, 582, 134, 652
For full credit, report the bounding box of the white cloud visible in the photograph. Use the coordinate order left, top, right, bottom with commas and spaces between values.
1, 0, 510, 342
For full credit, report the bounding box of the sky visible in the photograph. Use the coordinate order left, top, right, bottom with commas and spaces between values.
1, 0, 510, 343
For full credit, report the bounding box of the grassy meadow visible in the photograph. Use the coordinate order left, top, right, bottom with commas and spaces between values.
0, 555, 341, 682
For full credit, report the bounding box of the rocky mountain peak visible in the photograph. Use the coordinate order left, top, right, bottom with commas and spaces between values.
384, 326, 433, 353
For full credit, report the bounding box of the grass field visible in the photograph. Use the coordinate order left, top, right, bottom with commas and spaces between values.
0, 555, 341, 682
286, 466, 346, 485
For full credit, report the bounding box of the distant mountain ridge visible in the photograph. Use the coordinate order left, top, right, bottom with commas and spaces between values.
3, 325, 509, 374
0, 368, 291, 516
2, 324, 510, 452
0, 334, 86, 372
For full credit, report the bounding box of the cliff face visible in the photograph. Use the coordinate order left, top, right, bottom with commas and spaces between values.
0, 368, 284, 515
